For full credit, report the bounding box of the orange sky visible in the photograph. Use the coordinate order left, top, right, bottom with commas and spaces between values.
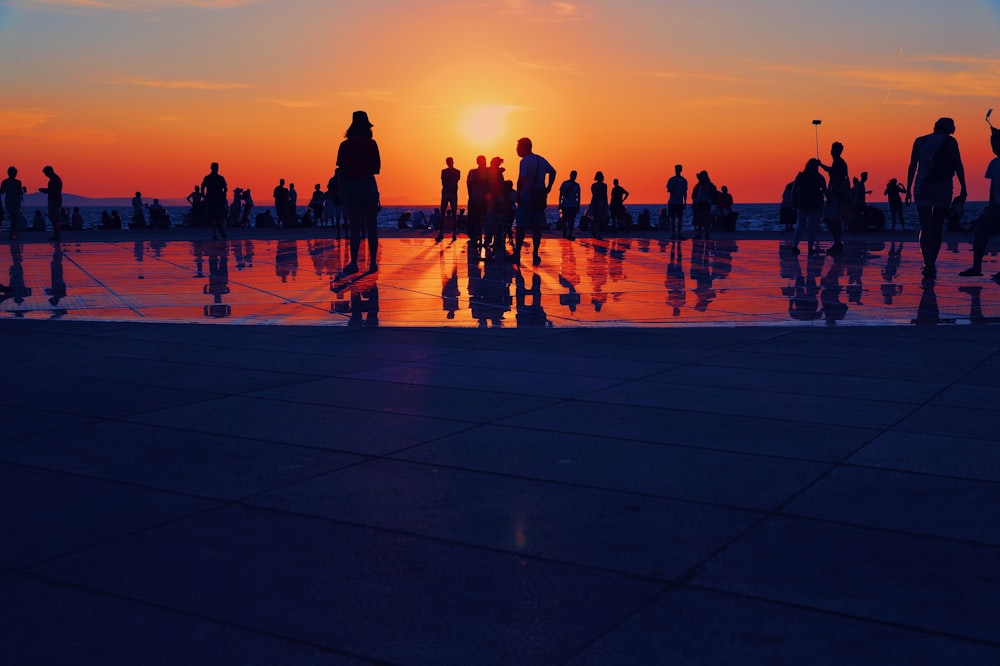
2, 0, 999, 203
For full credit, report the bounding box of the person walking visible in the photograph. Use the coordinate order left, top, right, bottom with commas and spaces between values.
906, 117, 967, 278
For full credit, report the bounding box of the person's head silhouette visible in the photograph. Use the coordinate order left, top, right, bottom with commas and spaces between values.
7, 167, 16, 178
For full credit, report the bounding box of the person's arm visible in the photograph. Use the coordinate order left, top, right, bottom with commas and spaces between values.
953, 140, 967, 201
545, 163, 556, 193
905, 138, 920, 203
622, 187, 630, 202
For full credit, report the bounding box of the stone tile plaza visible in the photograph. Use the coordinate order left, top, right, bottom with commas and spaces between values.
3, 230, 1000, 664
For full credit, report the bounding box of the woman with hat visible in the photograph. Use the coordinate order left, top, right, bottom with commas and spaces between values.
337, 110, 381, 274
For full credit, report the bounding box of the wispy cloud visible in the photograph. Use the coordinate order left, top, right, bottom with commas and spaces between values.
0, 109, 53, 135
501, 0, 587, 23
338, 90, 396, 102
683, 96, 770, 108
26, 0, 264, 10
118, 77, 255, 90
758, 54, 1000, 100
261, 98, 323, 109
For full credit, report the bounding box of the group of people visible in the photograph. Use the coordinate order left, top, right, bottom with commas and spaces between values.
782, 116, 996, 281
0, 165, 64, 241
4, 111, 998, 286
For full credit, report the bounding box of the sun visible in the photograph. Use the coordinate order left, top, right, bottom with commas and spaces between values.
459, 104, 514, 146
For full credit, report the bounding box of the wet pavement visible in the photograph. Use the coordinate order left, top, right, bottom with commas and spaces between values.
2, 231, 1000, 664
3, 233, 1000, 326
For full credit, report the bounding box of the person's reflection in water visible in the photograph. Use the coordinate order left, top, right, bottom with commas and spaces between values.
666, 239, 686, 316
781, 252, 822, 322
275, 239, 298, 283
204, 240, 231, 318
440, 246, 460, 320
308, 238, 340, 277
820, 253, 848, 325
880, 241, 904, 305
587, 240, 609, 312
46, 244, 66, 307
348, 273, 379, 326
691, 239, 717, 312
913, 280, 942, 325
133, 241, 145, 264
515, 272, 550, 327
469, 261, 512, 327
712, 239, 737, 280
558, 239, 581, 313
1, 243, 31, 314
150, 240, 166, 258
957, 286, 1000, 324
192, 240, 206, 278
845, 244, 866, 305
609, 238, 628, 282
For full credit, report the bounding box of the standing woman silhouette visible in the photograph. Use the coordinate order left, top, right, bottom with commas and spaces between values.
337, 110, 381, 274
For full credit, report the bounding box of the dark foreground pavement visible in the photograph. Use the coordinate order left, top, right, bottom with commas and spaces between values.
2, 319, 1000, 664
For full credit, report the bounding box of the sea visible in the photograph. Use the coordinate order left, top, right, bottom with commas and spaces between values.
11, 201, 989, 233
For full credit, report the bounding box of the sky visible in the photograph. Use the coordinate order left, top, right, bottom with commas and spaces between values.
1, 0, 999, 204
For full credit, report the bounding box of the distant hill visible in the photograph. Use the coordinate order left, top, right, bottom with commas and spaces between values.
21, 193, 188, 208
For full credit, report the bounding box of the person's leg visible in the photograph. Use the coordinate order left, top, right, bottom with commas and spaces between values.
366, 207, 379, 271
346, 206, 362, 272
807, 209, 819, 252
961, 207, 1000, 275
917, 204, 944, 274
532, 211, 543, 264
48, 202, 61, 240
790, 208, 805, 251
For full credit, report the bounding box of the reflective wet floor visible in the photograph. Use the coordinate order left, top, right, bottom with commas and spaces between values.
3, 235, 1000, 326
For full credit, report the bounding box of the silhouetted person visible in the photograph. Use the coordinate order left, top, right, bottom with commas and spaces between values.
780, 181, 796, 232
558, 170, 581, 241
691, 170, 716, 240
610, 178, 630, 232
852, 171, 871, 230
884, 178, 906, 230
514, 137, 556, 265
201, 162, 228, 240
788, 159, 828, 255
99, 210, 113, 229
186, 185, 204, 225
70, 206, 84, 230
666, 164, 688, 239
288, 183, 298, 224
467, 155, 489, 249
637, 208, 651, 230
149, 198, 168, 228
131, 191, 146, 228
309, 183, 324, 223
39, 165, 63, 240
273, 178, 289, 228
438, 157, 460, 242
658, 207, 669, 232
337, 110, 381, 274
228, 187, 243, 227
716, 185, 736, 231
1, 166, 25, 240
906, 117, 967, 278
241, 188, 254, 227
589, 171, 609, 240
819, 142, 848, 254
959, 126, 1000, 279
111, 211, 123, 230
484, 156, 507, 258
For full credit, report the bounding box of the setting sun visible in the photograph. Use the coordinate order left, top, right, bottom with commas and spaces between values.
459, 104, 515, 147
